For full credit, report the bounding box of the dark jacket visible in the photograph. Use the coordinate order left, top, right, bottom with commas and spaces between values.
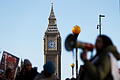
34, 71, 58, 80
15, 68, 38, 80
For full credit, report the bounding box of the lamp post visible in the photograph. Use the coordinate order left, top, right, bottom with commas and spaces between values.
72, 25, 81, 78
97, 14, 105, 35
71, 63, 75, 78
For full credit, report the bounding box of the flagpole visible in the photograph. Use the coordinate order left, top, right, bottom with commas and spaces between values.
14, 65, 19, 80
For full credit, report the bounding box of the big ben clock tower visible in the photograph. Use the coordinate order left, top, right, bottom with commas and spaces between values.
44, 4, 61, 80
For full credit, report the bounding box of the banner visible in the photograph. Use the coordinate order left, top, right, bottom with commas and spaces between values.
0, 51, 20, 80
0, 51, 19, 71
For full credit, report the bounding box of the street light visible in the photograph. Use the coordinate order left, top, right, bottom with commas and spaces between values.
72, 25, 81, 78
70, 63, 75, 78
72, 25, 81, 34
97, 14, 105, 35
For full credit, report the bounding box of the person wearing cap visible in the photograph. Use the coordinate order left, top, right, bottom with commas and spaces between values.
34, 61, 57, 80
15, 59, 38, 80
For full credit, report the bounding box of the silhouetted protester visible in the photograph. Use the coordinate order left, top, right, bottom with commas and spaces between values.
15, 59, 38, 80
71, 77, 76, 80
34, 61, 57, 80
65, 78, 70, 80
0, 69, 6, 80
77, 35, 120, 80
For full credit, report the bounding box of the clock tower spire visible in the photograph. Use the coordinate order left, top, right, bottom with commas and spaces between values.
44, 3, 61, 80
45, 3, 59, 34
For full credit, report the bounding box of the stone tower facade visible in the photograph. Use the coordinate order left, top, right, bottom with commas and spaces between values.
44, 4, 61, 80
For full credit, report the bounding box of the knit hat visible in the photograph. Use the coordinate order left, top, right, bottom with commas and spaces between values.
43, 61, 55, 74
24, 59, 32, 66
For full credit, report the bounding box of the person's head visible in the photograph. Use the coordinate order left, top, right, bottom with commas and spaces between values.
43, 61, 55, 78
95, 35, 113, 52
23, 59, 32, 71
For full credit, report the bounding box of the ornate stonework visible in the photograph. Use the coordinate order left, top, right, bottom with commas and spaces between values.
43, 4, 61, 80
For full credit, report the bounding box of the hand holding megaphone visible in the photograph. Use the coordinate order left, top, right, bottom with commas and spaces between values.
80, 51, 88, 62
76, 41, 95, 51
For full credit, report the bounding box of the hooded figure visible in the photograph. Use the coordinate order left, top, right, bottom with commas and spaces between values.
24, 59, 32, 66
34, 61, 57, 80
15, 59, 38, 80
43, 61, 55, 75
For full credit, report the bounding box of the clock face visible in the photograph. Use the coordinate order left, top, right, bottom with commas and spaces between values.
48, 40, 55, 48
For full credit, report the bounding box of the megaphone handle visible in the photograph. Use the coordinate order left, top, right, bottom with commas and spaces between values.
80, 50, 88, 62
83, 49, 88, 53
